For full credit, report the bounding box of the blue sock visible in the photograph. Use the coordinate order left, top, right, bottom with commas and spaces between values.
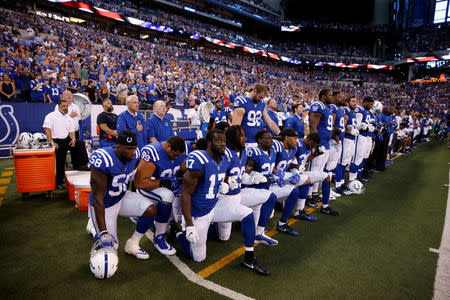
298, 184, 309, 199
322, 181, 331, 205
155, 202, 171, 223
350, 162, 358, 174
280, 188, 299, 223
241, 213, 255, 247
176, 233, 193, 259
258, 193, 277, 227
136, 217, 155, 234
335, 165, 344, 187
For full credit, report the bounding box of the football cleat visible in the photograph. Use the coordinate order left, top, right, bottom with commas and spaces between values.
320, 205, 340, 216
276, 223, 299, 236
153, 233, 176, 255
306, 197, 319, 208
255, 233, 278, 246
293, 210, 317, 221
124, 239, 150, 259
330, 189, 341, 198
336, 187, 352, 196
242, 257, 270, 275
86, 218, 95, 236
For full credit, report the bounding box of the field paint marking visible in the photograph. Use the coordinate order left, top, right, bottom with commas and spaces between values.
1, 171, 13, 177
0, 186, 7, 194
197, 217, 302, 279
430, 248, 440, 254
433, 171, 450, 300
4, 167, 14, 170
144, 231, 255, 300
0, 178, 11, 185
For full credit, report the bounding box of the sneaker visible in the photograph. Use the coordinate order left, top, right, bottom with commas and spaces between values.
276, 223, 299, 236
255, 232, 278, 246
153, 233, 176, 255
293, 210, 317, 221
330, 189, 341, 198
85, 218, 95, 235
320, 205, 340, 216
242, 257, 270, 275
306, 197, 319, 208
124, 239, 150, 259
336, 187, 352, 196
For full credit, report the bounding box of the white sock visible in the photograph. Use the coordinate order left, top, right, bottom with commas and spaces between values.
155, 221, 167, 236
256, 225, 265, 236
245, 247, 254, 251
296, 198, 306, 212
349, 172, 356, 181
322, 204, 329, 208
131, 231, 143, 242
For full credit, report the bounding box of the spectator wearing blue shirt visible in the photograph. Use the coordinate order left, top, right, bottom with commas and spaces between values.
175, 86, 186, 108
117, 95, 146, 149
266, 98, 281, 136
284, 102, 305, 138
146, 100, 175, 143
45, 78, 61, 104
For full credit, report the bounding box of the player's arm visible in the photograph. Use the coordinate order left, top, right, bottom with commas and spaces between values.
262, 107, 280, 135
344, 114, 351, 134
309, 112, 321, 133
134, 160, 160, 190
91, 168, 108, 232
207, 117, 215, 130
232, 107, 245, 125
181, 170, 201, 226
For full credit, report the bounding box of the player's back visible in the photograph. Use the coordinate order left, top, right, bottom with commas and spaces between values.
140, 143, 185, 179
224, 147, 246, 195
89, 147, 139, 208
272, 139, 297, 172
309, 100, 332, 147
295, 140, 311, 170
233, 96, 266, 143
246, 146, 276, 189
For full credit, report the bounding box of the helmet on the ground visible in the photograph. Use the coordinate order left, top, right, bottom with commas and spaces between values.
348, 180, 365, 194
89, 239, 119, 279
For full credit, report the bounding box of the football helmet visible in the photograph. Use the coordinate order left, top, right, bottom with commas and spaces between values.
89, 239, 119, 279
348, 180, 365, 194
370, 101, 383, 115
17, 132, 33, 149
30, 132, 50, 149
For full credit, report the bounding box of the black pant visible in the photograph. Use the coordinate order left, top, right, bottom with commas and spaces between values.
54, 136, 89, 185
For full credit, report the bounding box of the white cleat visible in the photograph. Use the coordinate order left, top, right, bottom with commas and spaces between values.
86, 218, 95, 236
330, 189, 341, 198
124, 239, 150, 260
153, 233, 176, 255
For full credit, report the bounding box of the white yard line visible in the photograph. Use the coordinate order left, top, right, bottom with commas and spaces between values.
433, 171, 450, 300
145, 231, 255, 300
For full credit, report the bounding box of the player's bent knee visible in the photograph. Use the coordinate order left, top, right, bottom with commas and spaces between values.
142, 205, 157, 218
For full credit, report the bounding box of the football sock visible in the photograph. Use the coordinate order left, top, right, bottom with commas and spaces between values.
322, 180, 331, 206
335, 164, 344, 188
155, 202, 172, 236
257, 193, 277, 228
280, 188, 299, 223
244, 250, 255, 263
296, 198, 306, 212
349, 162, 358, 181
176, 233, 193, 259
136, 217, 155, 235
241, 213, 256, 247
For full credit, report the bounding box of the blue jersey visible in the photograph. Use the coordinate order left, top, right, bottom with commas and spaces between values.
284, 114, 304, 138
331, 104, 345, 140
146, 114, 174, 142
295, 140, 311, 170
138, 143, 185, 198
88, 147, 140, 208
272, 139, 297, 172
45, 85, 60, 104
185, 150, 229, 217
266, 109, 279, 136
246, 146, 276, 189
343, 107, 357, 140
309, 101, 333, 148
233, 96, 266, 143
224, 147, 246, 195
355, 105, 371, 137
117, 110, 146, 150
210, 107, 231, 124
30, 79, 44, 101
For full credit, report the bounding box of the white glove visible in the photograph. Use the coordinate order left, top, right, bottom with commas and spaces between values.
227, 177, 239, 190
318, 146, 326, 153
360, 123, 368, 130
219, 182, 229, 194
368, 124, 375, 132
251, 171, 265, 184
185, 226, 199, 244
351, 128, 359, 136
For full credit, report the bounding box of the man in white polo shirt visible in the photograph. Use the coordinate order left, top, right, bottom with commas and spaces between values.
55, 90, 81, 139
44, 99, 88, 189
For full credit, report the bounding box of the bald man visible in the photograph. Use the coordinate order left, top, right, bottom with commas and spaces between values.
146, 100, 175, 143
117, 95, 146, 149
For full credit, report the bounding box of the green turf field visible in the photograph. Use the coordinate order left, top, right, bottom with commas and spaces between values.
0, 141, 448, 299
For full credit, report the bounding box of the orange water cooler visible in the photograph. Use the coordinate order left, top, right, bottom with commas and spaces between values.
13, 148, 56, 198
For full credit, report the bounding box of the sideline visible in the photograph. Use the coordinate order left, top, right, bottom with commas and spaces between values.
145, 231, 255, 300
433, 171, 450, 300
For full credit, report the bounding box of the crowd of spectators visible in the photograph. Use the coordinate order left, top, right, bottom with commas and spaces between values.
0, 7, 447, 118
404, 23, 449, 53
